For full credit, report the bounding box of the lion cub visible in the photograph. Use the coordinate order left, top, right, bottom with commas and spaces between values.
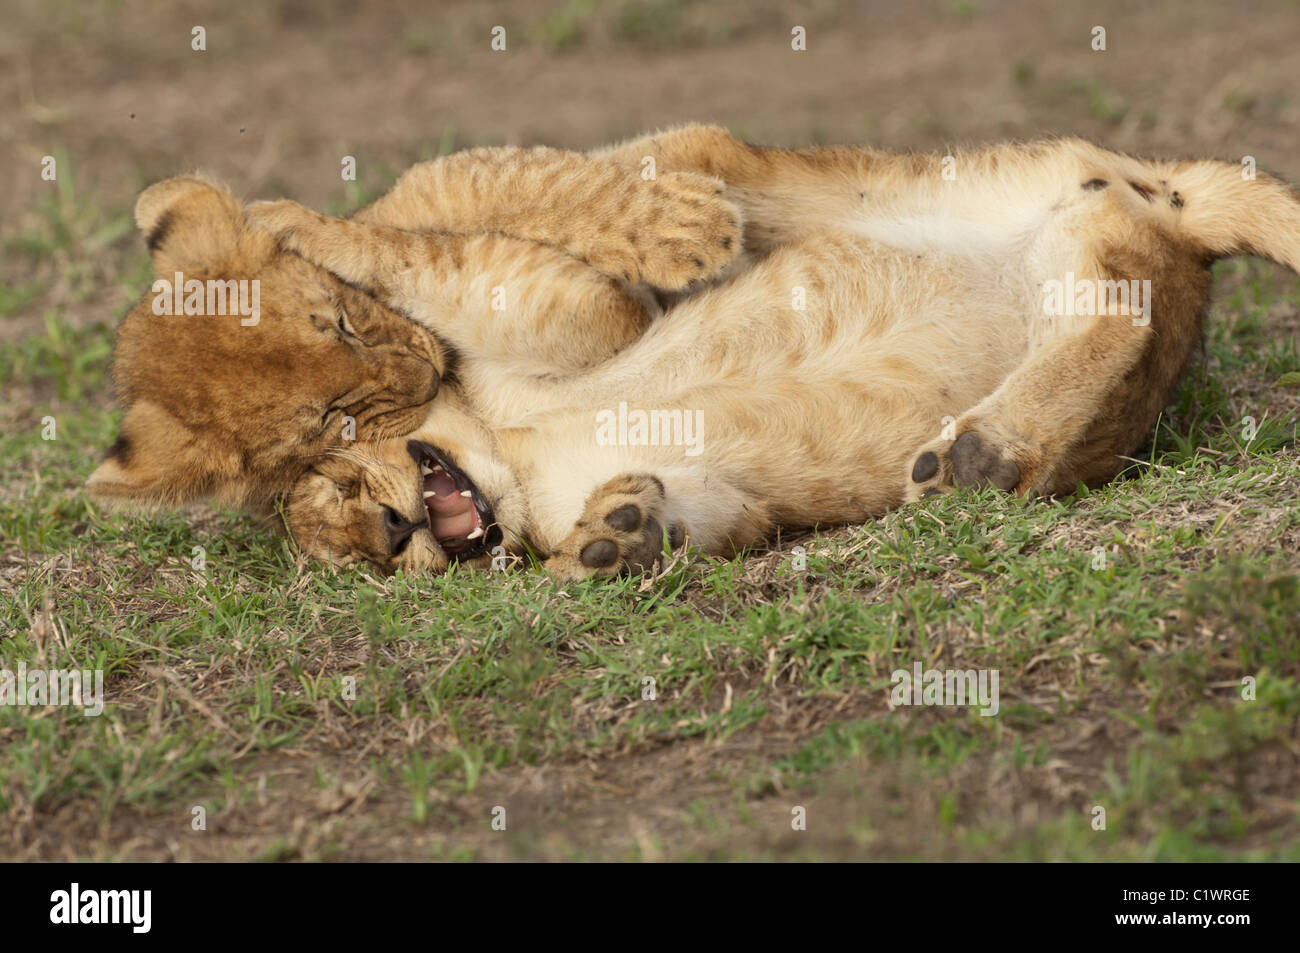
274, 126, 1300, 580
89, 144, 742, 511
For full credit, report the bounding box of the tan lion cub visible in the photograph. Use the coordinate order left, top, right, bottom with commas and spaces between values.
263, 126, 1300, 580
88, 146, 741, 510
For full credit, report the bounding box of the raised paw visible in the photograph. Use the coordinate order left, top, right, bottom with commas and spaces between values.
591, 172, 742, 292
904, 428, 1026, 503
544, 474, 686, 583
244, 199, 326, 249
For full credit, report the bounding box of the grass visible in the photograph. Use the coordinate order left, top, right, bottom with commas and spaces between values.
1, 240, 1298, 858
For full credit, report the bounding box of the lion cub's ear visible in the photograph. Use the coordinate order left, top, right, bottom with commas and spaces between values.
134, 175, 266, 275
86, 401, 240, 509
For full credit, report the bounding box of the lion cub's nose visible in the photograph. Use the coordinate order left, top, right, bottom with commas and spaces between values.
384, 507, 425, 554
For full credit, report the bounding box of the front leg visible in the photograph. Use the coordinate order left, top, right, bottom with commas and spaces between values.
353, 147, 742, 292
543, 474, 688, 583
593, 125, 802, 255
247, 200, 652, 372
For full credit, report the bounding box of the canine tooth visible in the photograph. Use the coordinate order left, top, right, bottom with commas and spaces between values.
423, 491, 435, 499
465, 527, 484, 540
459, 490, 472, 498
420, 464, 432, 475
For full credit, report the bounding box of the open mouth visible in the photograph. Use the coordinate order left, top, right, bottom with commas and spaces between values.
407, 440, 502, 560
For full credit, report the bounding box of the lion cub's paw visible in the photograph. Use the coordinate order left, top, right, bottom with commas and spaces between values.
544, 474, 686, 583
904, 428, 1026, 503
601, 172, 742, 292
244, 199, 323, 248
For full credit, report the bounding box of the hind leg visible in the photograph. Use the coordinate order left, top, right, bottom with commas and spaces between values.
904, 182, 1211, 500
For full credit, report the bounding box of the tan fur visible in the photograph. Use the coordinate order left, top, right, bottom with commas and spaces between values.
88, 149, 743, 511
278, 126, 1300, 579
87, 175, 444, 509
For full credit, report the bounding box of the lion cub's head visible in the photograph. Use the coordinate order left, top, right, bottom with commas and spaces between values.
87, 175, 445, 510
287, 435, 518, 575
285, 390, 530, 574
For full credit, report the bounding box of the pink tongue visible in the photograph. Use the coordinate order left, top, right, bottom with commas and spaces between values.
424, 471, 478, 541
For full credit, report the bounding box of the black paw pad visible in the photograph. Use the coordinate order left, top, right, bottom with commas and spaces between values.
606, 504, 642, 533
580, 540, 620, 569
911, 451, 939, 483
950, 432, 1021, 491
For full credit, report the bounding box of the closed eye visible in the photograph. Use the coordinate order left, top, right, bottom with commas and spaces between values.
319, 401, 349, 430
335, 301, 358, 338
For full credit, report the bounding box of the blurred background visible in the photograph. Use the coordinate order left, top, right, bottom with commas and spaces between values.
1, 0, 1297, 361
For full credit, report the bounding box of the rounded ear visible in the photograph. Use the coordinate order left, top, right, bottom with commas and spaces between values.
305, 456, 365, 499
289, 469, 347, 516
134, 175, 264, 274
85, 401, 237, 509
285, 467, 357, 564
134, 176, 211, 235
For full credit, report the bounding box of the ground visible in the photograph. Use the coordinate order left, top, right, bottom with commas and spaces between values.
1, 0, 1298, 861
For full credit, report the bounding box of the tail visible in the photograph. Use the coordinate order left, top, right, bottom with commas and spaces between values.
1161, 158, 1300, 273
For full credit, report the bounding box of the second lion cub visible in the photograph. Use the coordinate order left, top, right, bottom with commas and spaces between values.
267, 126, 1300, 579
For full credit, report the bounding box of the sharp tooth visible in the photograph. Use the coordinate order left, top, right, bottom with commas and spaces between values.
459, 490, 472, 498
465, 527, 484, 540
423, 491, 435, 499
420, 464, 432, 475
